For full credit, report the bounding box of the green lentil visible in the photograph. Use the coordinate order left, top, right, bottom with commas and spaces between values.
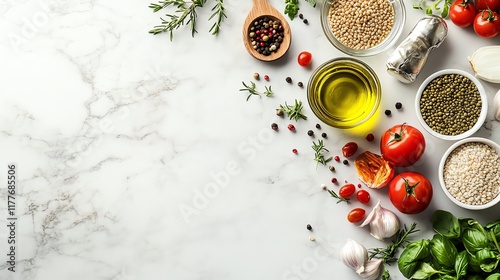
419, 74, 481, 136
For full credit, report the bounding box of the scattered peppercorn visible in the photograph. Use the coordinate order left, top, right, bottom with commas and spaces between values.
303, 19, 308, 24
298, 81, 303, 87
292, 148, 298, 154
343, 159, 349, 165
286, 77, 292, 83
276, 108, 284, 116
321, 132, 327, 138
334, 156, 340, 162
264, 75, 270, 81
329, 165, 335, 171
357, 184, 362, 188
395, 102, 402, 110
271, 123, 278, 131
316, 124, 321, 129
253, 72, 260, 80
321, 183, 327, 190
331, 178, 338, 184
287, 124, 295, 131
385, 109, 392, 116
366, 133, 375, 142
299, 13, 304, 19
306, 224, 312, 230
307, 130, 314, 136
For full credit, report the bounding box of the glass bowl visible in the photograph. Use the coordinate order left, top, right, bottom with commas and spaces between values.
415, 69, 487, 141
320, 0, 406, 56
307, 57, 381, 129
438, 137, 500, 210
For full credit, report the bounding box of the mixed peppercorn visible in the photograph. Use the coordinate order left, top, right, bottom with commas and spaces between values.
249, 17, 285, 56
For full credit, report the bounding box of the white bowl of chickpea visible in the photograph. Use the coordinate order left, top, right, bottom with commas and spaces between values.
438, 137, 500, 210
320, 0, 406, 56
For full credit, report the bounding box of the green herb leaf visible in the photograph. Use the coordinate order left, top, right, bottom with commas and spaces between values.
312, 139, 332, 168
410, 262, 440, 279
476, 248, 499, 272
239, 81, 274, 101
327, 189, 350, 204
430, 234, 457, 268
485, 273, 500, 280
398, 239, 431, 278
432, 210, 461, 239
455, 250, 469, 278
280, 100, 307, 121
463, 228, 490, 255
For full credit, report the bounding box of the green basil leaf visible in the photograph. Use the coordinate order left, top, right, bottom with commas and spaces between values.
455, 250, 468, 278
485, 220, 500, 240
463, 228, 490, 255
411, 262, 440, 279
486, 273, 500, 280
476, 248, 499, 273
468, 252, 483, 273
430, 234, 458, 268
437, 275, 456, 280
398, 240, 431, 278
433, 210, 461, 239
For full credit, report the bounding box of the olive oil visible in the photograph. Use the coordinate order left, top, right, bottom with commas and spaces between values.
308, 58, 380, 129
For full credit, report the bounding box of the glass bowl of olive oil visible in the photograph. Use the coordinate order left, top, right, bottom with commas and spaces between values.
307, 58, 381, 129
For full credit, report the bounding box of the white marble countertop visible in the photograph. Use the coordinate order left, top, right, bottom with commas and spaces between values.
1, 0, 500, 279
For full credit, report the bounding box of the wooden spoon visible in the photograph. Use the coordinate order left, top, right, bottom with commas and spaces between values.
242, 0, 292, 62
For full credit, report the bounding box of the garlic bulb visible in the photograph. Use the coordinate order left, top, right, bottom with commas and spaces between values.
360, 200, 400, 241
469, 46, 500, 83
340, 239, 368, 274
358, 258, 383, 280
494, 89, 500, 121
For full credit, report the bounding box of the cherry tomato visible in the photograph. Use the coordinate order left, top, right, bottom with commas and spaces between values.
354, 151, 395, 189
380, 123, 425, 167
339, 184, 356, 199
388, 172, 433, 215
475, 0, 500, 12
356, 190, 371, 204
297, 51, 312, 67
450, 0, 477, 27
347, 208, 366, 223
473, 10, 500, 38
342, 142, 358, 158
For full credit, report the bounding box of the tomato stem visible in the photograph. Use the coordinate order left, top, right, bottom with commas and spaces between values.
386, 123, 408, 145
401, 177, 420, 203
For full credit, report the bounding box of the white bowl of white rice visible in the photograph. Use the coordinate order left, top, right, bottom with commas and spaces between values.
439, 137, 500, 210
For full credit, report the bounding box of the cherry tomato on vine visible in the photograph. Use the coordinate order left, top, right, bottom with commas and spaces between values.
380, 123, 425, 167
356, 190, 371, 204
297, 51, 312, 67
388, 172, 433, 215
347, 208, 365, 223
450, 0, 477, 27
342, 142, 358, 158
339, 184, 356, 199
475, 0, 500, 12
473, 10, 500, 38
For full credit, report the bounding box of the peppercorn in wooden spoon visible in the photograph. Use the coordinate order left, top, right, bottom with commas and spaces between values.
243, 0, 291, 62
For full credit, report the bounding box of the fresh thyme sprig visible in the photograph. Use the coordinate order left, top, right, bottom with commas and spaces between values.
239, 81, 274, 101
327, 189, 350, 204
368, 223, 419, 280
149, 0, 226, 40
312, 139, 332, 168
279, 99, 307, 121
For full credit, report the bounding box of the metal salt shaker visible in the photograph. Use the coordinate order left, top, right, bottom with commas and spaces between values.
386, 16, 448, 83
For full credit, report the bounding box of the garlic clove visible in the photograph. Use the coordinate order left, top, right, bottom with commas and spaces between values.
358, 258, 383, 280
359, 200, 400, 241
340, 239, 368, 274
494, 89, 500, 121
469, 46, 500, 83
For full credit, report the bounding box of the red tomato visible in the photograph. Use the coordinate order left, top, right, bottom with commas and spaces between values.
450, 0, 477, 27
297, 51, 312, 67
380, 123, 425, 167
388, 172, 433, 214
342, 142, 358, 158
473, 10, 500, 38
475, 0, 500, 11
356, 190, 370, 204
347, 208, 366, 223
339, 184, 356, 199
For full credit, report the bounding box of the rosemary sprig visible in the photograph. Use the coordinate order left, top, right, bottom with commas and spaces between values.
149, 0, 226, 40
239, 81, 274, 101
279, 99, 307, 121
368, 223, 419, 280
312, 139, 332, 168
327, 189, 350, 204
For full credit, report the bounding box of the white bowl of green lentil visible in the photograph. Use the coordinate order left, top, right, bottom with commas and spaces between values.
320, 0, 406, 56
438, 137, 500, 210
415, 69, 488, 141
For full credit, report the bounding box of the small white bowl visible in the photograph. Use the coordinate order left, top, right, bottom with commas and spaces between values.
438, 137, 500, 210
415, 69, 487, 141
